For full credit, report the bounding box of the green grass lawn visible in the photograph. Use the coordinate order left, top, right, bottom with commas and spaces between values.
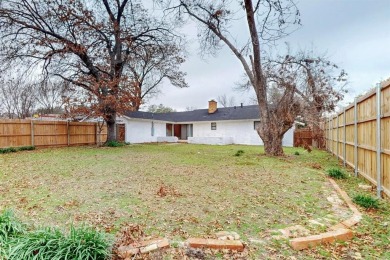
0, 144, 389, 259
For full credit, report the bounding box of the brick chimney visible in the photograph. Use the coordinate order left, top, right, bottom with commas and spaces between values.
208, 100, 217, 114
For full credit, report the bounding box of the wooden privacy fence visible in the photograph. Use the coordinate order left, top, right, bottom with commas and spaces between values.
294, 127, 325, 149
324, 79, 390, 198
0, 120, 107, 148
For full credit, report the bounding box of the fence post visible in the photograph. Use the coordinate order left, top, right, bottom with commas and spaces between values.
95, 123, 98, 145
343, 108, 346, 167
328, 119, 331, 151
354, 98, 358, 177
330, 118, 333, 154
329, 119, 332, 151
376, 83, 382, 198
325, 119, 328, 150
336, 115, 339, 159
67, 121, 70, 146
30, 120, 34, 146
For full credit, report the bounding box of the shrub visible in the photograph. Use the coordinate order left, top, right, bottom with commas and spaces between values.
105, 140, 125, 147
294, 151, 300, 156
234, 150, 245, 157
17, 146, 36, 151
0, 210, 25, 257
0, 147, 17, 154
0, 146, 34, 154
353, 194, 379, 209
7, 228, 63, 260
7, 226, 110, 260
0, 210, 25, 243
58, 226, 111, 260
327, 168, 347, 179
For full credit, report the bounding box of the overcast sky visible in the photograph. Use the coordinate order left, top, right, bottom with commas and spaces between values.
145, 0, 390, 111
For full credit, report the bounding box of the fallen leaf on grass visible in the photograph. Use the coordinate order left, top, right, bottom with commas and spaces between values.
157, 183, 182, 198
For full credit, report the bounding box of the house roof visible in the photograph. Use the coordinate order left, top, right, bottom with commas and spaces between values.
124, 105, 261, 123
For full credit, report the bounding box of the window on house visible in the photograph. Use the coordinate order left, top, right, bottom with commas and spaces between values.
211, 122, 217, 130
254, 121, 260, 130
151, 122, 154, 136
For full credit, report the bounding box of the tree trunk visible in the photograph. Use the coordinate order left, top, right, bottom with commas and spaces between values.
257, 119, 289, 156
105, 112, 117, 142
262, 133, 284, 156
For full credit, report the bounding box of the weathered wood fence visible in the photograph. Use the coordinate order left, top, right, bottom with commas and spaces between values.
0, 120, 107, 148
324, 79, 390, 198
294, 127, 325, 149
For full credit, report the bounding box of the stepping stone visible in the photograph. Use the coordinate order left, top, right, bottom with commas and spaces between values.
273, 225, 310, 239
308, 219, 326, 227
358, 184, 372, 191
215, 231, 240, 240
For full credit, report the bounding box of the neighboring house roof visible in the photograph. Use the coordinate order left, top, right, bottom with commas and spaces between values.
124, 105, 260, 123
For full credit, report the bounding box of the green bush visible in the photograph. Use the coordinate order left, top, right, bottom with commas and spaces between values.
105, 140, 125, 147
0, 146, 35, 154
18, 146, 36, 151
0, 210, 25, 243
0, 210, 25, 258
0, 147, 18, 154
7, 228, 63, 260
7, 226, 110, 260
353, 194, 379, 209
58, 226, 111, 260
234, 150, 245, 157
327, 168, 347, 179
294, 151, 300, 156
0, 210, 110, 260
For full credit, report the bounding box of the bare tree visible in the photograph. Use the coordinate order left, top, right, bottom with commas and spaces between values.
162, 0, 302, 155
217, 94, 235, 107
163, 1, 343, 155
128, 43, 188, 110
0, 0, 184, 141
0, 76, 14, 118
0, 75, 36, 119
263, 50, 347, 147
34, 79, 70, 114
185, 106, 197, 111
147, 104, 176, 113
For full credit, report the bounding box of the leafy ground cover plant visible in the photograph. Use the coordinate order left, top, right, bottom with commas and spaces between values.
105, 141, 126, 147
17, 146, 36, 151
0, 210, 25, 257
0, 147, 17, 154
234, 149, 245, 156
353, 194, 380, 209
7, 228, 63, 260
327, 168, 347, 179
0, 210, 25, 242
58, 226, 111, 260
0, 146, 35, 154
6, 226, 110, 260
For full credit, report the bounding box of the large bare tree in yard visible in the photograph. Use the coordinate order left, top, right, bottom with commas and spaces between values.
263, 50, 347, 147
0, 0, 184, 141
34, 78, 71, 115
163, 0, 344, 155
0, 72, 37, 119
129, 43, 188, 110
